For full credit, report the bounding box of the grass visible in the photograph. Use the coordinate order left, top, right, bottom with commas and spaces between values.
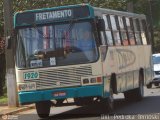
0, 93, 8, 104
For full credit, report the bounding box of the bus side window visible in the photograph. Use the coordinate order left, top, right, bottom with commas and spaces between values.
125, 17, 136, 45
110, 15, 121, 46
118, 16, 128, 46
133, 19, 142, 45
102, 14, 114, 46
140, 19, 148, 45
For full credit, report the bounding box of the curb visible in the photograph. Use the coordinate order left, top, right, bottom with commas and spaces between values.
0, 104, 35, 117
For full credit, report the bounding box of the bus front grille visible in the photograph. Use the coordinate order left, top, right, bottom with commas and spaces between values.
25, 65, 92, 90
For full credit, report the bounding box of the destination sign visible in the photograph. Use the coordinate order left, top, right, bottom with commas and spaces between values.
35, 9, 72, 22
15, 6, 91, 27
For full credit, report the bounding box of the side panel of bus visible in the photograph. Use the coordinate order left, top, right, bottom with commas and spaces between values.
96, 11, 153, 96
102, 45, 152, 95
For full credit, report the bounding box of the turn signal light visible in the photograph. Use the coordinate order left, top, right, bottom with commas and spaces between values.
97, 77, 102, 83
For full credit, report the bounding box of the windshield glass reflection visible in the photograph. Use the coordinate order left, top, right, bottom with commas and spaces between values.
16, 21, 98, 68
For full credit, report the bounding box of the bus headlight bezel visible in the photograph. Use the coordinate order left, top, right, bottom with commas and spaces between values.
81, 76, 103, 86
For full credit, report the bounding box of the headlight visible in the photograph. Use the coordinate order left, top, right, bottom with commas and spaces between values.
83, 79, 89, 84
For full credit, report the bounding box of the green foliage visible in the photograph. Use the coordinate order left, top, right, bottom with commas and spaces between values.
0, 53, 5, 96
151, 0, 160, 27
12, 0, 127, 11
0, 93, 7, 104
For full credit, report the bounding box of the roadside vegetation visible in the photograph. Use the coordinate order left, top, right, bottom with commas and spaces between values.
0, 87, 7, 104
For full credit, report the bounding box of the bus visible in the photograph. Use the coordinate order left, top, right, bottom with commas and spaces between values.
14, 4, 153, 118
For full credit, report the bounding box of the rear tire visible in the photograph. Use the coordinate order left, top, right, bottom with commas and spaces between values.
35, 101, 51, 118
124, 72, 144, 101
134, 77, 144, 101
102, 88, 114, 113
106, 88, 114, 112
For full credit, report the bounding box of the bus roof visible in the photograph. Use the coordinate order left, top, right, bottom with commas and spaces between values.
14, 4, 146, 28
93, 7, 146, 19
14, 4, 93, 15
14, 4, 94, 28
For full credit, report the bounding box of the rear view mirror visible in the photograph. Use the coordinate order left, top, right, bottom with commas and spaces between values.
97, 19, 105, 31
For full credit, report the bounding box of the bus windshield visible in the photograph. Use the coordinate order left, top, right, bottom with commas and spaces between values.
16, 21, 98, 69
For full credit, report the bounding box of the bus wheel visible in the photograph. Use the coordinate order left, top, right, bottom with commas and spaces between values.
135, 73, 144, 101
102, 88, 114, 113
35, 100, 51, 118
124, 73, 144, 101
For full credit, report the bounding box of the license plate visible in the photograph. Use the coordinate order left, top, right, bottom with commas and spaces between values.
53, 91, 66, 97
18, 82, 36, 91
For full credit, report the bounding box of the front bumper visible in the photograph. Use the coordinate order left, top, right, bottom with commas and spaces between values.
18, 85, 103, 104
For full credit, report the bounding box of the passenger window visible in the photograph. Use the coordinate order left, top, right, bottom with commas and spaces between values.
110, 15, 117, 30
106, 31, 113, 45
125, 17, 136, 45
102, 14, 114, 46
133, 19, 142, 45
110, 15, 121, 46
118, 16, 128, 45
103, 15, 109, 30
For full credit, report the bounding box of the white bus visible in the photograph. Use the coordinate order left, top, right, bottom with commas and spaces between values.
14, 4, 153, 118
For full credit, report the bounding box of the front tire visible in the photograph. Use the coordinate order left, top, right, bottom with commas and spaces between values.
134, 76, 144, 101
35, 101, 51, 118
102, 88, 114, 113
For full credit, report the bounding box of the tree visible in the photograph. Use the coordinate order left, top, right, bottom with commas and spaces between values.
0, 37, 5, 96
